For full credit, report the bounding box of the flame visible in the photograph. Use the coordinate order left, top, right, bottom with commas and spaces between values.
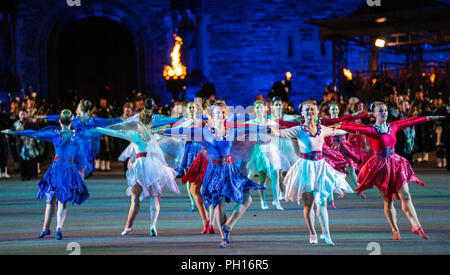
286, 72, 292, 81
343, 68, 352, 80
163, 35, 187, 80
430, 73, 436, 84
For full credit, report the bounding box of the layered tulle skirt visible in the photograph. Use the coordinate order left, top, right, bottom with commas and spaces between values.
201, 162, 264, 209
356, 153, 423, 200
37, 161, 89, 205
176, 142, 202, 174
126, 154, 180, 199
246, 143, 291, 179
284, 158, 353, 205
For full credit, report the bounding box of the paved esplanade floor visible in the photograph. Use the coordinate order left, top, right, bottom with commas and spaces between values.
0, 164, 449, 255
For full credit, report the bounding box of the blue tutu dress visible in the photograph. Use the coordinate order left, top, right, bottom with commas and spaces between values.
11, 127, 89, 205
44, 115, 121, 176
164, 125, 267, 209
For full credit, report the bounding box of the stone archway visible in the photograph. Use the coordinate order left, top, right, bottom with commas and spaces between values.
36, 1, 154, 99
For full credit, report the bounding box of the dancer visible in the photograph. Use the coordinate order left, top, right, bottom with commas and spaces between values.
2, 110, 89, 240
246, 100, 290, 210
323, 103, 369, 198
269, 100, 353, 246
268, 97, 300, 201
92, 109, 181, 237
338, 101, 444, 240
161, 101, 267, 248
40, 100, 121, 178
172, 101, 203, 212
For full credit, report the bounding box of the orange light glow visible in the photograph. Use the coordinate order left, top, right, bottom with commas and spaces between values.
430, 73, 436, 84
343, 68, 352, 80
163, 35, 187, 80
372, 78, 377, 85
286, 72, 292, 81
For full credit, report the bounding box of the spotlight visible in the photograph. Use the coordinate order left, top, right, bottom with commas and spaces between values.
375, 38, 385, 48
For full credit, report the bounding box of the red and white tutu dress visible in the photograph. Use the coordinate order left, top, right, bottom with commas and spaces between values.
276, 118, 348, 173
276, 124, 354, 205
340, 117, 432, 199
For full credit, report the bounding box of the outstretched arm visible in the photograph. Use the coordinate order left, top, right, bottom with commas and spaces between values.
392, 116, 444, 131
269, 125, 300, 140
1, 128, 56, 143
339, 122, 374, 135
321, 111, 370, 126
94, 127, 135, 142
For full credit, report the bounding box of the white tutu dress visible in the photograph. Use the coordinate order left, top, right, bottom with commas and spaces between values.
95, 121, 183, 200
276, 124, 354, 205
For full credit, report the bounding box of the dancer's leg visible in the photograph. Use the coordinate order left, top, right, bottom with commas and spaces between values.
225, 191, 252, 230
345, 167, 365, 199
149, 194, 161, 229
215, 200, 226, 240
258, 172, 268, 209
186, 181, 196, 211
302, 192, 315, 236
396, 183, 421, 228
190, 182, 208, 224
56, 201, 68, 229
315, 197, 334, 245
125, 184, 143, 229
42, 197, 56, 231
379, 190, 399, 234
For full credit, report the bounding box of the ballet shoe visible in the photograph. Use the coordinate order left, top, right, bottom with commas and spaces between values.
359, 192, 367, 199
412, 227, 429, 239
222, 224, 231, 244
38, 229, 51, 239
209, 225, 215, 234
189, 205, 197, 212
55, 228, 62, 240
309, 234, 318, 244
392, 231, 401, 240
323, 235, 335, 246
201, 221, 210, 234
150, 226, 158, 237
261, 200, 269, 210
121, 227, 134, 236
320, 234, 325, 240
273, 202, 284, 210
218, 239, 228, 248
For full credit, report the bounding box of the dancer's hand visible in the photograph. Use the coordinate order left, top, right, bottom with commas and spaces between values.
1, 129, 13, 135
352, 110, 364, 117
427, 116, 445, 120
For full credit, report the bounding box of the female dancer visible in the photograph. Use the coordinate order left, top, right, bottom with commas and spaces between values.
92, 109, 181, 237
339, 101, 444, 240
173, 101, 203, 212
269, 97, 300, 201
40, 100, 121, 178
2, 110, 89, 240
161, 101, 267, 248
323, 103, 369, 198
246, 100, 290, 210
269, 100, 353, 246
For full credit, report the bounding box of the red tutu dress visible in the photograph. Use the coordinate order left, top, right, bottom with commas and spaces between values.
321, 113, 369, 170
340, 116, 432, 199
